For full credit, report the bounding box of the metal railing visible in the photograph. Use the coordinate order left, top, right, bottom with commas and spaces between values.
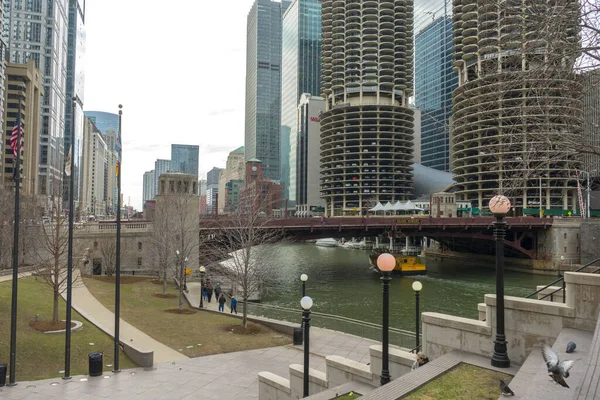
526, 258, 600, 302
240, 301, 418, 349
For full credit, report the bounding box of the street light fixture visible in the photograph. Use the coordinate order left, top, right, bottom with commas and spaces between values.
199, 266, 206, 308
301, 296, 313, 398
489, 195, 511, 368
377, 253, 396, 385
300, 274, 308, 297
412, 281, 423, 351
184, 257, 188, 292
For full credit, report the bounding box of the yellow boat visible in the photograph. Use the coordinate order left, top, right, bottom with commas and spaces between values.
369, 249, 427, 276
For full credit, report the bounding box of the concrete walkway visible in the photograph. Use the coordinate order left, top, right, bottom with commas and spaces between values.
0, 328, 377, 400
63, 271, 188, 364
184, 281, 232, 313
0, 271, 33, 283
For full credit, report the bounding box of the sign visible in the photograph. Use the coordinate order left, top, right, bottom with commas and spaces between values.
185, 268, 191, 275
396, 219, 418, 224
310, 116, 320, 122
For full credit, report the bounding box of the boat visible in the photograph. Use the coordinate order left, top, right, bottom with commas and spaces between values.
315, 238, 340, 247
342, 239, 366, 250
368, 248, 426, 276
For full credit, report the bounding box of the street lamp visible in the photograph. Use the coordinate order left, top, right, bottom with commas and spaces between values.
301, 296, 313, 398
300, 274, 308, 297
183, 257, 189, 292
377, 253, 396, 385
488, 195, 511, 368
199, 266, 206, 308
412, 281, 423, 351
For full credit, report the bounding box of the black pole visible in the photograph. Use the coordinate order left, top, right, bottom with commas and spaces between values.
199, 272, 204, 308
491, 214, 510, 368
302, 281, 306, 298
381, 272, 391, 385
415, 290, 420, 351
114, 104, 123, 373
63, 97, 77, 379
8, 90, 23, 386
302, 307, 311, 398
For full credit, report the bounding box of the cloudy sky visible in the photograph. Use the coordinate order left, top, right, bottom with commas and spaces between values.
84, 0, 256, 209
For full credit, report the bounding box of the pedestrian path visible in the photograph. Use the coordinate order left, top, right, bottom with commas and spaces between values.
0, 271, 33, 283
184, 281, 232, 313
62, 271, 188, 364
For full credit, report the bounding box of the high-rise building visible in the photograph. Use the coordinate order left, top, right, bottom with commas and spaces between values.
415, 16, 457, 171
0, 6, 7, 169
81, 117, 107, 217
143, 170, 156, 203
84, 111, 119, 136
218, 146, 245, 213
293, 94, 325, 216
1, 61, 43, 195
104, 128, 119, 214
171, 144, 199, 177
320, 0, 415, 216
5, 0, 70, 198
280, 0, 322, 203
240, 159, 281, 216
154, 159, 171, 195
582, 70, 600, 184
206, 166, 223, 214
244, 0, 290, 181
450, 0, 581, 211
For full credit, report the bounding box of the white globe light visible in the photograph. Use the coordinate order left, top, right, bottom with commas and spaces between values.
300, 274, 308, 282
199, 266, 206, 273
377, 253, 396, 272
488, 195, 511, 215
300, 296, 313, 310
412, 281, 423, 292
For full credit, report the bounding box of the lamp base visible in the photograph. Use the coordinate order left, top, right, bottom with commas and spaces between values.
491, 335, 510, 368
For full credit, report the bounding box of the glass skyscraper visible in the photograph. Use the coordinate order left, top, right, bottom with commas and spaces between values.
415, 15, 457, 172
281, 0, 321, 204
171, 144, 199, 177
84, 111, 120, 136
244, 0, 290, 181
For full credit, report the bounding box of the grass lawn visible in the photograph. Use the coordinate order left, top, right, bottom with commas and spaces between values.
0, 277, 136, 381
82, 276, 291, 357
403, 363, 513, 400
333, 392, 361, 399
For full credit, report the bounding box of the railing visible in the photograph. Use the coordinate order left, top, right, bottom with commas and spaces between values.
241, 302, 418, 349
526, 258, 600, 302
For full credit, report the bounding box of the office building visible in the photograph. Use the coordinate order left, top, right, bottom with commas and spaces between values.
240, 159, 281, 216
415, 16, 457, 171
81, 117, 107, 216
154, 159, 171, 196
218, 146, 245, 213
84, 111, 119, 136
171, 144, 199, 177
320, 0, 415, 216
244, 0, 290, 181
5, 0, 70, 198
1, 61, 43, 195
206, 167, 223, 214
143, 170, 156, 203
582, 70, 600, 184
280, 0, 322, 203
0, 7, 7, 169
451, 0, 581, 211
293, 94, 325, 216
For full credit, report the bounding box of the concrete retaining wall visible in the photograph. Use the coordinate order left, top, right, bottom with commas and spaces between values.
122, 343, 153, 368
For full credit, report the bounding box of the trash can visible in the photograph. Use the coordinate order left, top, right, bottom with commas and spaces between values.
293, 327, 303, 345
88, 352, 103, 377
0, 363, 7, 386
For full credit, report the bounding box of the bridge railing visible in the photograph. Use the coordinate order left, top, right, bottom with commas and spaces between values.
241, 301, 418, 349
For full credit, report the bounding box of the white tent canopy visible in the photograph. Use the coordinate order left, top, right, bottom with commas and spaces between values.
404, 200, 423, 211
382, 202, 395, 212
369, 202, 384, 212
392, 201, 408, 211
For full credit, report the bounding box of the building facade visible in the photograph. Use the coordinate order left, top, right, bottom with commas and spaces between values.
320, 0, 415, 216
415, 16, 457, 171
2, 61, 43, 195
244, 0, 290, 181
280, 0, 322, 203
143, 170, 156, 203
154, 159, 171, 196
217, 146, 245, 213
582, 70, 600, 184
84, 111, 119, 135
80, 117, 107, 217
240, 159, 281, 216
450, 0, 581, 211
171, 144, 199, 177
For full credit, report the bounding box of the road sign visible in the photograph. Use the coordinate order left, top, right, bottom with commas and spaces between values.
185, 268, 191, 275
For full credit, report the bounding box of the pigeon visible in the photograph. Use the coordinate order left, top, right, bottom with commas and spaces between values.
542, 344, 575, 388
566, 341, 576, 353
500, 380, 515, 396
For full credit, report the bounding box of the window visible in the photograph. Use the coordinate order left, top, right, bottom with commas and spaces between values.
93, 241, 98, 249
138, 242, 142, 251
137, 257, 142, 266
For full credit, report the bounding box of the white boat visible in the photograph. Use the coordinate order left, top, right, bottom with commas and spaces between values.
315, 238, 339, 247
342, 240, 366, 250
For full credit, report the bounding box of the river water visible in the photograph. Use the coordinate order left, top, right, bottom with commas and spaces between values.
255, 243, 551, 336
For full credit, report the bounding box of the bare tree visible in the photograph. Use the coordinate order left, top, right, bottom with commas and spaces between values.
149, 199, 176, 295
0, 186, 13, 268
99, 237, 117, 277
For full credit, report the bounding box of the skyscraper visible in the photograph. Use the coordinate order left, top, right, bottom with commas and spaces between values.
582, 70, 600, 184
171, 144, 199, 177
143, 170, 156, 203
84, 111, 120, 136
81, 117, 107, 217
415, 15, 457, 171
244, 0, 290, 181
320, 0, 415, 216
154, 159, 171, 195
280, 0, 322, 203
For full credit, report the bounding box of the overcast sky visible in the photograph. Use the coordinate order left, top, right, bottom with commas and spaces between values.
84, 0, 256, 209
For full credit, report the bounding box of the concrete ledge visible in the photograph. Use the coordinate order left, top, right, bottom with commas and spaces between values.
289, 364, 328, 388
326, 355, 376, 387
477, 303, 486, 321
564, 271, 600, 285
422, 312, 491, 335
484, 295, 574, 317
289, 364, 328, 398
535, 286, 564, 302
258, 371, 292, 400
304, 381, 374, 400
369, 345, 416, 380
122, 343, 153, 368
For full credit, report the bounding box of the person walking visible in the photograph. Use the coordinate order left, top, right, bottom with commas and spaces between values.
218, 293, 226, 312
206, 280, 213, 303
230, 296, 238, 314
214, 283, 222, 303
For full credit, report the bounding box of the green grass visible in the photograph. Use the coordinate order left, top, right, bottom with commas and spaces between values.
333, 392, 361, 399
0, 277, 136, 381
403, 363, 513, 400
83, 277, 291, 357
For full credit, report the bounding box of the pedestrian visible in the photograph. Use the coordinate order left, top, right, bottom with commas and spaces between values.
206, 280, 213, 303
230, 296, 238, 314
320, 215, 324, 226
218, 293, 226, 312
214, 282, 222, 302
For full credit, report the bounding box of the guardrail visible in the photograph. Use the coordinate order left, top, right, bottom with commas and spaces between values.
241, 301, 418, 349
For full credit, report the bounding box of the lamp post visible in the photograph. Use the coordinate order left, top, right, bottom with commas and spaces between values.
199, 266, 206, 308
184, 257, 188, 292
489, 195, 511, 368
412, 281, 422, 351
301, 296, 313, 398
300, 274, 308, 297
377, 253, 396, 385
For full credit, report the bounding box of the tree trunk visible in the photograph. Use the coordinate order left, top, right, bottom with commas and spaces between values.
53, 286, 60, 324
242, 295, 248, 328
162, 271, 167, 295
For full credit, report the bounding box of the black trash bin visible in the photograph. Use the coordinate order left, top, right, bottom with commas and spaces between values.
0, 363, 7, 387
293, 327, 303, 345
88, 352, 103, 377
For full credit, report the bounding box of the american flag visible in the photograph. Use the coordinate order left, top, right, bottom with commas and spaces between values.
10, 119, 24, 157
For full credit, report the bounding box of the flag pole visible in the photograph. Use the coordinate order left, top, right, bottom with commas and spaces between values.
114, 104, 123, 373
63, 96, 77, 379
8, 86, 23, 386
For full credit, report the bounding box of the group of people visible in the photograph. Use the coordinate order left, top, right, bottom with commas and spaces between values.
201, 279, 238, 314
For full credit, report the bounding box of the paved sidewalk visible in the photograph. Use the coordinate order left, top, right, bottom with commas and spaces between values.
62, 271, 188, 364
0, 271, 33, 283
184, 281, 232, 313
0, 328, 378, 400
